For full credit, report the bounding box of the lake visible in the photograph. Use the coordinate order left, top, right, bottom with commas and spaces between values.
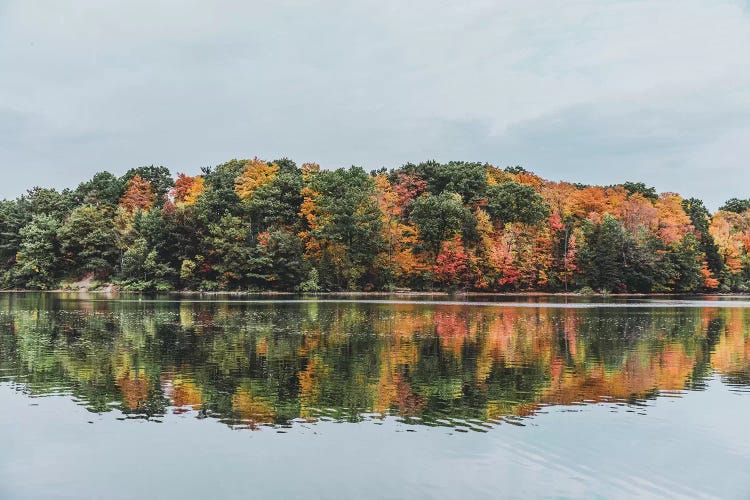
1, 293, 749, 499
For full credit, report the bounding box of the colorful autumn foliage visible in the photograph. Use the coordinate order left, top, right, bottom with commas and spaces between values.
235, 158, 279, 201
1, 157, 749, 292
119, 175, 155, 215
171, 173, 205, 206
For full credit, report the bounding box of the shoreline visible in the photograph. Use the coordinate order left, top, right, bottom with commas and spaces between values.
0, 289, 748, 298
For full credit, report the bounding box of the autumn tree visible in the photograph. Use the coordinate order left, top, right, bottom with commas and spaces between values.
235, 158, 279, 202
434, 236, 473, 289
123, 165, 174, 201
119, 175, 156, 215
171, 174, 205, 206
0, 155, 745, 293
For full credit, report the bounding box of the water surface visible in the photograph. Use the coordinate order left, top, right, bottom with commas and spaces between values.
1, 293, 749, 498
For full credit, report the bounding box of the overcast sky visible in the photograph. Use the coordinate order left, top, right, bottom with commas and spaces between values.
1, 1, 749, 209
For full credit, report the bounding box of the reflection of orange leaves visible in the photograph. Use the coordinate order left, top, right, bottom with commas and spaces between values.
374, 363, 398, 414
485, 310, 521, 359
116, 371, 150, 410
299, 357, 329, 408
550, 357, 565, 383
512, 403, 539, 417
231, 388, 275, 427
394, 375, 425, 416
655, 345, 694, 389
163, 376, 203, 412
712, 309, 750, 375
435, 310, 471, 355
256, 337, 268, 356
542, 343, 695, 405
374, 353, 425, 417
297, 334, 321, 357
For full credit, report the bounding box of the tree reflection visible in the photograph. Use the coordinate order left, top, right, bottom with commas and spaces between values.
1, 294, 749, 430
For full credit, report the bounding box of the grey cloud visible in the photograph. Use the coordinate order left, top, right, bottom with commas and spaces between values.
1, 0, 749, 211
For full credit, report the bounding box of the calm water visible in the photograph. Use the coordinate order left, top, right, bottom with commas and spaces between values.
1, 293, 749, 499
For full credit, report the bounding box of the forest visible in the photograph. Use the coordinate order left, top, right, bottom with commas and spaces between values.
1, 158, 749, 293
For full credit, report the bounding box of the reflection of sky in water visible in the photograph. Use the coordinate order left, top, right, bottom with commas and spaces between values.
1, 377, 748, 499
0, 294, 749, 498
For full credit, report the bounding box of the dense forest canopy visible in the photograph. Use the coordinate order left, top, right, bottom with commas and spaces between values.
1, 158, 749, 293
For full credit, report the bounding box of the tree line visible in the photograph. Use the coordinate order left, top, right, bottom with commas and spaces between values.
1, 158, 749, 293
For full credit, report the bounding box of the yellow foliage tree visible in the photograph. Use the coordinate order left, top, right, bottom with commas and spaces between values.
234, 158, 278, 201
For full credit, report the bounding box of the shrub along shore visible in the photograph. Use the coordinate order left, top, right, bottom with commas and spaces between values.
2, 159, 749, 293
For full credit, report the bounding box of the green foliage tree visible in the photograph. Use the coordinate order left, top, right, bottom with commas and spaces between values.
485, 182, 550, 225
249, 229, 309, 290
682, 197, 723, 276
246, 171, 304, 230
25, 187, 76, 221
621, 182, 658, 200
309, 167, 385, 289
410, 192, 472, 255
666, 233, 703, 293
406, 160, 487, 203
578, 215, 628, 292
15, 214, 60, 289
120, 237, 176, 290
207, 214, 254, 289
195, 160, 246, 222
57, 205, 119, 278
75, 172, 125, 207
719, 198, 750, 214
0, 199, 31, 281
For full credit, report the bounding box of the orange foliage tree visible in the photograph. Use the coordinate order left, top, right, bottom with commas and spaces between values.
171, 173, 205, 206
119, 175, 156, 215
